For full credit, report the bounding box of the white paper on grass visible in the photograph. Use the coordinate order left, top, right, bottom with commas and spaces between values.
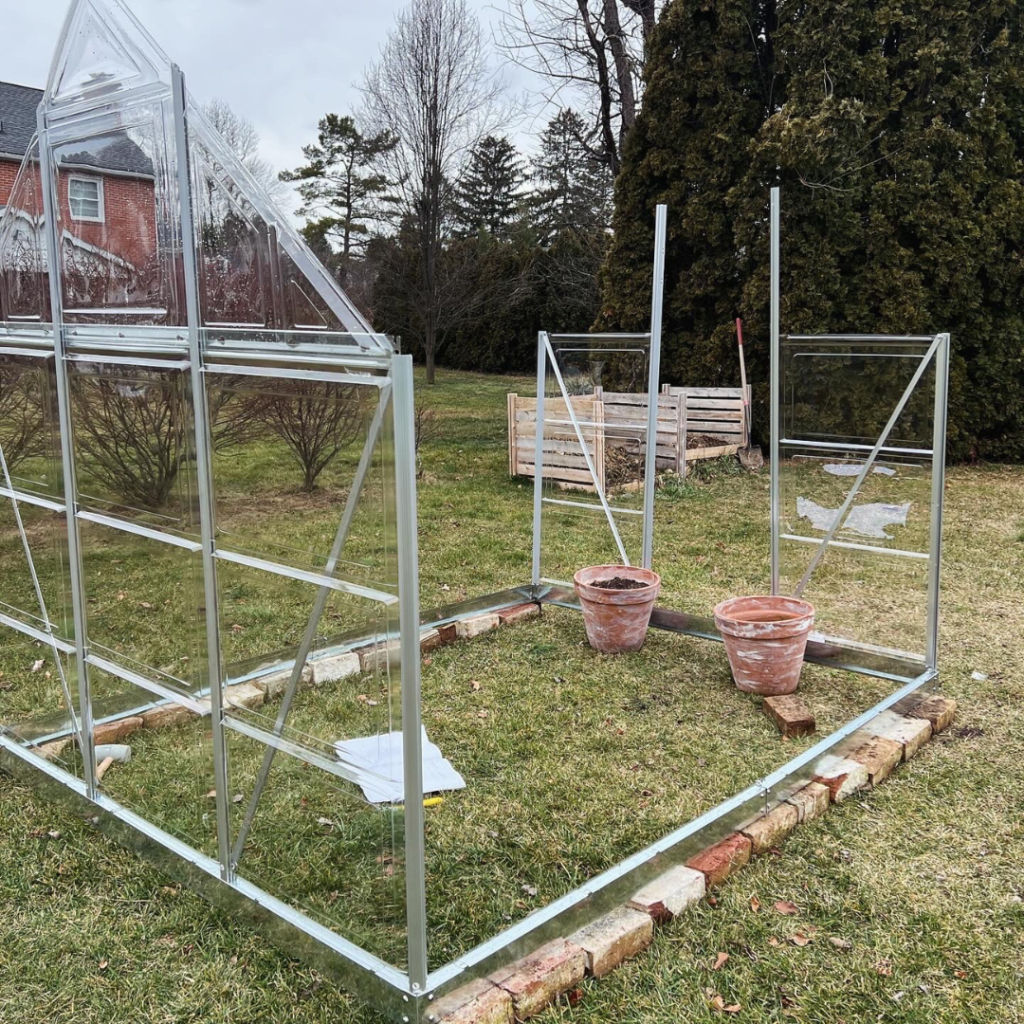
335, 726, 465, 804
797, 496, 912, 541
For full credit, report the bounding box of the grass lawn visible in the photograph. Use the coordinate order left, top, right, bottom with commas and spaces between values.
1, 368, 1022, 1022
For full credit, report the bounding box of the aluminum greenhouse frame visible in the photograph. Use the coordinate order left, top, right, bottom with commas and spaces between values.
0, 4, 950, 1021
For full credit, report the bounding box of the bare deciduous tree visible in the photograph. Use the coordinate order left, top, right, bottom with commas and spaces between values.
361, 0, 507, 384
201, 98, 289, 204
497, 0, 658, 175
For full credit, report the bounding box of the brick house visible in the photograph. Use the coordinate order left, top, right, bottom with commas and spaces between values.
0, 80, 157, 321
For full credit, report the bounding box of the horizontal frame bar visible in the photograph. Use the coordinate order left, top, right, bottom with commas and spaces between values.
541, 497, 643, 516
0, 610, 75, 653
214, 549, 399, 606
0, 487, 66, 512
85, 652, 209, 715
780, 533, 929, 560
201, 363, 390, 387
65, 352, 192, 370
780, 438, 934, 456
77, 510, 202, 551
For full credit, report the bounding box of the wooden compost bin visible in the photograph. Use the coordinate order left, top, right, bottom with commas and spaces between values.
507, 386, 750, 491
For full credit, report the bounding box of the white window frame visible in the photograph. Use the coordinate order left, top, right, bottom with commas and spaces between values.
68, 174, 104, 223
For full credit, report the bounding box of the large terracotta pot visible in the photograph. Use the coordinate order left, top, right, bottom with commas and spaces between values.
713, 595, 816, 695
574, 564, 661, 654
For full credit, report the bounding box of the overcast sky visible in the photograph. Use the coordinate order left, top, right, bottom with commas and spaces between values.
6, 0, 545, 218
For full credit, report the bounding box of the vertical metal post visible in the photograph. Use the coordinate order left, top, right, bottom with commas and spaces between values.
642, 204, 667, 569
171, 65, 233, 880
392, 355, 428, 992
925, 333, 950, 669
531, 332, 546, 586
769, 187, 781, 594
36, 109, 98, 797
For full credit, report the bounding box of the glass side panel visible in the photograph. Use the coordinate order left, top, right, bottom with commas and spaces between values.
187, 97, 380, 345
0, 352, 62, 500
537, 338, 649, 582
0, 498, 72, 642
49, 99, 184, 326
782, 339, 935, 449
87, 671, 218, 857
226, 719, 408, 968
206, 374, 394, 588
0, 139, 51, 325
68, 358, 197, 533
79, 519, 206, 694
0, 634, 81, 779
777, 337, 939, 662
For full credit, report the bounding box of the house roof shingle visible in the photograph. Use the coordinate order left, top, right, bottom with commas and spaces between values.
0, 82, 43, 160
0, 80, 154, 178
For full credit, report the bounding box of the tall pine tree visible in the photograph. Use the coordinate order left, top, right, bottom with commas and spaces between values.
532, 108, 614, 244
602, 0, 1024, 460
454, 135, 525, 238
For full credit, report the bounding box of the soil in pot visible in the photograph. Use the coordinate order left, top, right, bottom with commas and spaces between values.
713, 595, 815, 696
574, 565, 661, 654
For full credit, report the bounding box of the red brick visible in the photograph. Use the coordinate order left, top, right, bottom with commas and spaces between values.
628, 864, 706, 922
784, 782, 830, 823
437, 623, 458, 645
908, 695, 956, 734
740, 801, 800, 855
489, 938, 586, 1020
456, 613, 500, 639
847, 735, 903, 787
498, 603, 541, 626
864, 710, 932, 759
686, 833, 752, 888
428, 977, 513, 1024
762, 694, 816, 737
140, 703, 194, 730
570, 906, 653, 977
94, 715, 145, 744
812, 755, 869, 802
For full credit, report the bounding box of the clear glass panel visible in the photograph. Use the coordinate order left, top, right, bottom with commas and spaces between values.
778, 337, 938, 661
0, 635, 81, 779
68, 358, 197, 532
49, 100, 184, 325
226, 721, 408, 967
537, 337, 649, 583
187, 98, 381, 346
88, 670, 218, 856
779, 541, 929, 658
0, 353, 62, 500
44, 0, 172, 116
0, 140, 51, 325
783, 340, 935, 449
79, 519, 206, 693
0, 498, 72, 641
207, 374, 394, 587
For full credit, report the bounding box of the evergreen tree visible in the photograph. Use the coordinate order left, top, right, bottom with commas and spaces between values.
532, 108, 614, 243
280, 114, 397, 269
454, 135, 526, 238
601, 0, 1024, 461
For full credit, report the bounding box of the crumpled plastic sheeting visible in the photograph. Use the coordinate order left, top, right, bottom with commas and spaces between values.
823, 463, 896, 477
797, 496, 912, 540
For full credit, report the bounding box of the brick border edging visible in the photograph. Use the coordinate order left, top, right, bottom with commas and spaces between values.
427, 693, 957, 1023
28, 603, 543, 761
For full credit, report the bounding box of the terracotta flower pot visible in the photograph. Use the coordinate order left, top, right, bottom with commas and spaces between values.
574, 564, 661, 654
713, 595, 816, 696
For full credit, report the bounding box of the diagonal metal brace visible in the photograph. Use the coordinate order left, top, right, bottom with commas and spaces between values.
230, 386, 391, 868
